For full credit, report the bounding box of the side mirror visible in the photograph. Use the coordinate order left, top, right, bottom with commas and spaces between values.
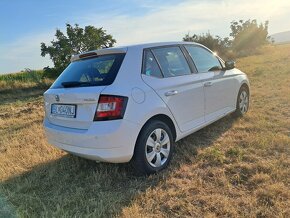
225, 60, 236, 70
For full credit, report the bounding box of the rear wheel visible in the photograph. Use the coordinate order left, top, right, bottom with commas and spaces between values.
132, 120, 174, 175
234, 86, 249, 117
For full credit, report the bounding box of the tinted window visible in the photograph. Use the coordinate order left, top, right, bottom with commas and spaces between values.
142, 50, 163, 78
51, 54, 125, 88
185, 46, 222, 73
152, 46, 191, 77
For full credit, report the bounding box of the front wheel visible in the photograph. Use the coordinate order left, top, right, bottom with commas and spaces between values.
234, 86, 249, 117
132, 120, 174, 175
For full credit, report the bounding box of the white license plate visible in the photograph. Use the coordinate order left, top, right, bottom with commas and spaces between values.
51, 104, 76, 118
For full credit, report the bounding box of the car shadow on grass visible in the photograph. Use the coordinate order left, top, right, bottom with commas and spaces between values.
0, 115, 236, 217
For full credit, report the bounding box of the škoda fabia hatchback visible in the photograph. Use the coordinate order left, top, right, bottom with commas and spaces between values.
44, 42, 250, 175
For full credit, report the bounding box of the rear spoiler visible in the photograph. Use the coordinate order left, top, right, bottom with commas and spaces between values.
71, 47, 128, 62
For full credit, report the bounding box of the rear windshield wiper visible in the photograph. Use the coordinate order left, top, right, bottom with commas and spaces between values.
61, 81, 97, 88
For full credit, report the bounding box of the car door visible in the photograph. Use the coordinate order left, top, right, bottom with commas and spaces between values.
141, 46, 205, 132
184, 45, 237, 122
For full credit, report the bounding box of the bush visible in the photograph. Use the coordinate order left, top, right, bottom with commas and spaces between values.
0, 70, 44, 83
43, 66, 61, 79
183, 32, 231, 58
183, 19, 272, 58
230, 19, 270, 55
0, 70, 53, 91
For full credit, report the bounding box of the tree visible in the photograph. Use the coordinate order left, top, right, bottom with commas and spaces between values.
41, 24, 116, 74
183, 32, 231, 58
230, 19, 270, 53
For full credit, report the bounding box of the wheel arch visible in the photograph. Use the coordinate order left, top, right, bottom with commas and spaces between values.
240, 80, 250, 95
135, 114, 177, 146
131, 113, 176, 174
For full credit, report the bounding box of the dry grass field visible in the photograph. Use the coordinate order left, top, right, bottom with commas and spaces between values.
0, 44, 289, 217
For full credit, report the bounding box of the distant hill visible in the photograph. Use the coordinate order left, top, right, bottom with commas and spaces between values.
271, 31, 290, 44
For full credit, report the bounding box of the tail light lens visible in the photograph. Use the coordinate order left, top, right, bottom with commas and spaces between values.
94, 95, 128, 121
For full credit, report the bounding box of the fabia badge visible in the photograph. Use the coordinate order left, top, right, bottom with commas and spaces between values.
55, 95, 60, 102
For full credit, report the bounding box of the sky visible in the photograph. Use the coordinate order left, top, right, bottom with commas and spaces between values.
1, 0, 290, 74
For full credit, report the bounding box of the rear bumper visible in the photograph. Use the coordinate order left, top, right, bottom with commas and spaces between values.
43, 118, 141, 163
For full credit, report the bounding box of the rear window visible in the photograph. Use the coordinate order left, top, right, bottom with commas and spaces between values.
51, 53, 125, 89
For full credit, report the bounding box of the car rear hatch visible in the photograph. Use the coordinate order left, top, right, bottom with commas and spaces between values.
44, 48, 126, 130
44, 86, 105, 129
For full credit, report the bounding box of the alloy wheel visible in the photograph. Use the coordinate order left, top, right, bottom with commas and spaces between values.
239, 90, 249, 114
145, 128, 171, 168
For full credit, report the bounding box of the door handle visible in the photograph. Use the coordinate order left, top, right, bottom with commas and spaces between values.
204, 82, 213, 87
165, 90, 178, 96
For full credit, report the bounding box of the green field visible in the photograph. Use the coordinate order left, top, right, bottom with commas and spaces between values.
0, 44, 289, 217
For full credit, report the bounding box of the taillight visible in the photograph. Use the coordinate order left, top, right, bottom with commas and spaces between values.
94, 95, 128, 121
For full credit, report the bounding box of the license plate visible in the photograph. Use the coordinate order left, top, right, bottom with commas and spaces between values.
51, 104, 76, 118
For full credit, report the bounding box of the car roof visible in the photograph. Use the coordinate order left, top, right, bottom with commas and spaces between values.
118, 41, 198, 49
71, 41, 199, 62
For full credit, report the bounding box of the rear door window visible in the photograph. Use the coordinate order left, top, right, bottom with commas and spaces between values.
152, 46, 192, 77
51, 53, 125, 88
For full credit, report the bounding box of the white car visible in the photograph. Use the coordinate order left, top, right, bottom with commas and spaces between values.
43, 42, 250, 174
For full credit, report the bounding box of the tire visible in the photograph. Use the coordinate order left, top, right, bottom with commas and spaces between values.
132, 120, 174, 175
233, 85, 249, 117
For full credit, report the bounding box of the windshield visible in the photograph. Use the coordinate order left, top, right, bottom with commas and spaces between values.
51, 53, 125, 88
